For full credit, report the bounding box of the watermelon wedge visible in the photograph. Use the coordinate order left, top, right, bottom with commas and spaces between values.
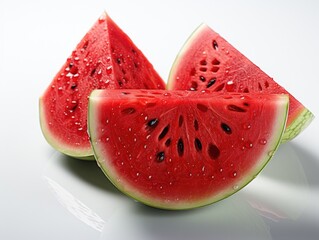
88, 89, 288, 210
39, 12, 165, 159
168, 24, 314, 142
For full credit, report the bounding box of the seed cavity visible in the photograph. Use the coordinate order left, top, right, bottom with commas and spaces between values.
206, 78, 216, 88
215, 83, 225, 92
208, 143, 220, 160
156, 151, 165, 162
200, 60, 207, 65
200, 67, 207, 72
221, 122, 232, 134
212, 40, 218, 50
197, 103, 208, 112
121, 107, 136, 115
258, 82, 263, 91
178, 115, 184, 127
227, 104, 246, 112
190, 81, 198, 91
194, 119, 199, 131
158, 125, 169, 140
264, 81, 269, 88
194, 138, 202, 151
212, 58, 220, 65
177, 138, 184, 157
147, 118, 159, 129
211, 66, 219, 73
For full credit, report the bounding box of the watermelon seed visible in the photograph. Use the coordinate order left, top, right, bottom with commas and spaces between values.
212, 40, 218, 50
147, 118, 159, 129
156, 151, 165, 162
121, 107, 136, 115
178, 115, 184, 127
199, 75, 206, 82
200, 67, 207, 72
208, 143, 220, 160
70, 83, 77, 89
206, 78, 216, 88
158, 125, 170, 140
221, 123, 232, 134
227, 104, 246, 112
197, 103, 208, 112
194, 138, 202, 151
177, 138, 184, 157
194, 119, 199, 131
165, 138, 171, 147
243, 87, 249, 93
116, 58, 121, 64
90, 68, 96, 76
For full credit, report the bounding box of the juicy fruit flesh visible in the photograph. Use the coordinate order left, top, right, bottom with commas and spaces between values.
89, 89, 288, 209
40, 13, 165, 158
168, 24, 313, 141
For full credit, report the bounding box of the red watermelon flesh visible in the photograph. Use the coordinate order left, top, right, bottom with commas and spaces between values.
168, 24, 314, 142
39, 12, 165, 159
88, 89, 288, 210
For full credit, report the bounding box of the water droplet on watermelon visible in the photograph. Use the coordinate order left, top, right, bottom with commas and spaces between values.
144, 144, 147, 149
106, 137, 110, 142
259, 139, 267, 145
233, 185, 239, 190
106, 66, 113, 75
148, 175, 152, 180
78, 127, 83, 131
133, 137, 137, 142
232, 171, 237, 177
58, 87, 63, 91
244, 141, 253, 149
225, 80, 235, 92
136, 172, 140, 177
243, 123, 251, 130
51, 85, 55, 89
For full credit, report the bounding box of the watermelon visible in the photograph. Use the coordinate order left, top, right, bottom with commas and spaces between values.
88, 89, 288, 210
39, 12, 165, 159
167, 24, 314, 142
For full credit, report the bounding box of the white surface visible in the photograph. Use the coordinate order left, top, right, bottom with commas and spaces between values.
1, 0, 319, 239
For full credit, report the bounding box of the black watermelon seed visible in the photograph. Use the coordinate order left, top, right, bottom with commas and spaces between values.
208, 143, 220, 160
221, 123, 232, 134
206, 78, 216, 88
194, 138, 202, 151
147, 118, 159, 128
158, 125, 169, 140
156, 151, 165, 162
199, 75, 206, 82
212, 40, 218, 50
177, 138, 184, 157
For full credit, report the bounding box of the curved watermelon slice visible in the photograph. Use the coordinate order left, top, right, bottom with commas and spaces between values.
40, 12, 165, 159
88, 89, 288, 210
168, 24, 314, 142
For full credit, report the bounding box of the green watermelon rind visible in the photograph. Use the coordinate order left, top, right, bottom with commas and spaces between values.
88, 91, 289, 210
39, 98, 94, 160
281, 108, 314, 143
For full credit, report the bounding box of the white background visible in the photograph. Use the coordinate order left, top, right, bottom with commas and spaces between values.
0, 0, 318, 239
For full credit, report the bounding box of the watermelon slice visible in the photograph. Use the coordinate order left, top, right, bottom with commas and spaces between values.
88, 89, 288, 210
39, 12, 165, 159
168, 24, 314, 142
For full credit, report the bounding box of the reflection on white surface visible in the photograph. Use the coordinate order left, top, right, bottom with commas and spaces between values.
42, 143, 319, 239
44, 176, 105, 232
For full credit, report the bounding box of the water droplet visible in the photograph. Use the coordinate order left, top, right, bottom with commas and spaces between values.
233, 185, 239, 190
78, 127, 83, 131
259, 139, 267, 145
106, 137, 110, 142
219, 168, 223, 172
106, 66, 112, 75
201, 166, 205, 172
58, 87, 63, 91
136, 172, 140, 177
51, 85, 55, 89
148, 175, 152, 180
243, 123, 251, 130
225, 80, 235, 92
244, 141, 253, 149
133, 137, 137, 142
128, 127, 132, 132
146, 134, 151, 139
232, 171, 237, 177
144, 144, 147, 149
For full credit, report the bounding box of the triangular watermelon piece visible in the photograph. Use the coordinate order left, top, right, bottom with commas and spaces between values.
88, 89, 288, 209
168, 24, 314, 142
40, 12, 165, 159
